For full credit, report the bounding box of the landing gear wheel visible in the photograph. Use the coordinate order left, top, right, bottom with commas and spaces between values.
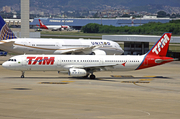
21, 71, 25, 78
90, 74, 96, 79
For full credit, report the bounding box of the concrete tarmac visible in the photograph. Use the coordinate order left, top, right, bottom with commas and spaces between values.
0, 56, 180, 119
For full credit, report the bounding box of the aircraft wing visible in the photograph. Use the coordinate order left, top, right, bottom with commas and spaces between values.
0, 41, 15, 46
60, 45, 102, 54
64, 64, 118, 71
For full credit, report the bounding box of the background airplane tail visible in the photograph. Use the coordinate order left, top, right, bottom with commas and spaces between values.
39, 19, 44, 26
0, 16, 17, 40
38, 19, 48, 29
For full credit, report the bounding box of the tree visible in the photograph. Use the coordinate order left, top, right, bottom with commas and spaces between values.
157, 11, 167, 17
81, 23, 100, 33
121, 14, 130, 17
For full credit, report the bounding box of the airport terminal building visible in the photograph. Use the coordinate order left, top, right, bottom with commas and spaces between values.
102, 35, 180, 59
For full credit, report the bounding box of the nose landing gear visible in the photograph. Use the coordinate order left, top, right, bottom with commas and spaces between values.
21, 71, 25, 78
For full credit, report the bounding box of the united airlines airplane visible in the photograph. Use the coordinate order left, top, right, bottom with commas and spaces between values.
0, 16, 123, 55
2, 33, 174, 79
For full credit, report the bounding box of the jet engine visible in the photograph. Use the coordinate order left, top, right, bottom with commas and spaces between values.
91, 49, 106, 55
68, 68, 87, 77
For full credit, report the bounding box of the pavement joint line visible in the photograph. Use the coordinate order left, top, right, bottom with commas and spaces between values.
111, 75, 134, 77
121, 81, 150, 83
143, 76, 156, 78
38, 82, 69, 84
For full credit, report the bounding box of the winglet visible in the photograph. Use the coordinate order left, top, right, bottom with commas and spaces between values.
0, 41, 15, 46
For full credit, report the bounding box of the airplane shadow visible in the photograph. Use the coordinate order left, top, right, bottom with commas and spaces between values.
4, 76, 172, 83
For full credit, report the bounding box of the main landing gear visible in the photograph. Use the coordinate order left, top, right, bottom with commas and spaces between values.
21, 71, 25, 78
83, 73, 96, 79
90, 74, 96, 79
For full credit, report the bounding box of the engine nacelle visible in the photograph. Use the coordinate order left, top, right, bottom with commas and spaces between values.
68, 68, 87, 77
91, 49, 106, 55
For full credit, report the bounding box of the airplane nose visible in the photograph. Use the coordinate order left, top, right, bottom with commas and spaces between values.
2, 62, 10, 69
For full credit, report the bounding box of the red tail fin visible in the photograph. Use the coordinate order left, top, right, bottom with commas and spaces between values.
147, 33, 172, 57
137, 33, 173, 70
39, 19, 44, 26
38, 19, 48, 29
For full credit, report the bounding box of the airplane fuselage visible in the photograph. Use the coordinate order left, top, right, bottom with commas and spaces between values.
3, 54, 172, 72
2, 55, 144, 71
0, 38, 123, 55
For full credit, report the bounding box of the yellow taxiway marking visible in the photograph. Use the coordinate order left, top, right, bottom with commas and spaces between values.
61, 81, 75, 83
139, 79, 154, 81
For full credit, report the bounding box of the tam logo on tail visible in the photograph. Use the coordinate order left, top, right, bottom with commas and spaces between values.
148, 33, 172, 57
152, 34, 170, 55
136, 33, 173, 70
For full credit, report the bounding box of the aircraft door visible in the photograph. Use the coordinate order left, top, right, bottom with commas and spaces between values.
20, 56, 30, 70
144, 58, 150, 66
57, 57, 62, 70
56, 42, 61, 48
22, 57, 27, 66
21, 41, 28, 53
99, 58, 103, 65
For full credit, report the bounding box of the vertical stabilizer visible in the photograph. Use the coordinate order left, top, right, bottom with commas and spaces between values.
38, 19, 48, 29
147, 33, 172, 57
0, 16, 17, 40
137, 33, 173, 70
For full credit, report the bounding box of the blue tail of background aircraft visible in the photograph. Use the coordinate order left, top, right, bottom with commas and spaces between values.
0, 16, 17, 40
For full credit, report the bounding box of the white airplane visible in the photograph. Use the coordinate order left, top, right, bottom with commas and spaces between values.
0, 16, 123, 55
36, 19, 70, 31
2, 33, 174, 79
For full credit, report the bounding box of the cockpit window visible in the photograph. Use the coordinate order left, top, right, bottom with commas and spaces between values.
8, 59, 16, 62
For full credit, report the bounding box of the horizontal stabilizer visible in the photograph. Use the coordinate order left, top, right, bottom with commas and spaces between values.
0, 41, 15, 46
155, 58, 176, 63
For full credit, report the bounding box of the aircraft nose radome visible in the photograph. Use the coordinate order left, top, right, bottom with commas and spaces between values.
2, 62, 10, 69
